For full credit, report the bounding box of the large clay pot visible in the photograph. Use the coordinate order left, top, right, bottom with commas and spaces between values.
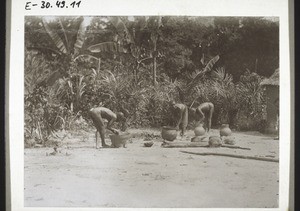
194, 124, 205, 136
161, 126, 177, 141
110, 133, 131, 148
220, 124, 232, 137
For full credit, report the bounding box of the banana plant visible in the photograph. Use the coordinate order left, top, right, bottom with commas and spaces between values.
175, 55, 220, 103
87, 16, 163, 86
187, 55, 220, 89
29, 17, 120, 86
40, 17, 84, 84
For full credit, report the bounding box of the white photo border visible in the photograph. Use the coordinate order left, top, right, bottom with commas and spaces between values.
8, 0, 292, 210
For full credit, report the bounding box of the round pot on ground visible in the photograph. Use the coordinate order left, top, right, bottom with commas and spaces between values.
194, 124, 205, 136
161, 126, 178, 141
220, 124, 232, 137
208, 136, 222, 147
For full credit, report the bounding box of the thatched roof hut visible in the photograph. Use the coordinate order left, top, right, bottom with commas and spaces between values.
260, 68, 279, 134
260, 68, 279, 86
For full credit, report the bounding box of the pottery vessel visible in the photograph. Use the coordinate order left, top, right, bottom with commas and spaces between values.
161, 126, 177, 141
144, 141, 154, 147
220, 124, 232, 136
110, 133, 131, 148
208, 136, 222, 147
194, 124, 206, 136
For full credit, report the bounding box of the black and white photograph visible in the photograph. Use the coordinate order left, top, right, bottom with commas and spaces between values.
7, 0, 292, 210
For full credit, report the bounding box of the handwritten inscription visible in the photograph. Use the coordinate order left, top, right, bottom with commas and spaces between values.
25, 1, 81, 10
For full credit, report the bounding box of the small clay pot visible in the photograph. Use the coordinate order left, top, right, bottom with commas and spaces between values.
220, 124, 232, 137
161, 126, 177, 141
208, 136, 222, 147
194, 124, 205, 136
144, 141, 154, 147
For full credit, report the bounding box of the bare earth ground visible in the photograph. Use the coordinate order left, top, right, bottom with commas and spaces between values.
24, 128, 279, 208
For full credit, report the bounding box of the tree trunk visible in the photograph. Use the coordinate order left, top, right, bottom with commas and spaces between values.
152, 34, 158, 87
153, 53, 157, 86
255, 58, 258, 73
97, 58, 101, 73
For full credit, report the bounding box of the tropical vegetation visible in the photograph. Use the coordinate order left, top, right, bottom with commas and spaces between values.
24, 16, 278, 146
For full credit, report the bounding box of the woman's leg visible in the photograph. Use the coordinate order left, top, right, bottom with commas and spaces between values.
181, 106, 188, 136
196, 108, 205, 127
90, 110, 108, 148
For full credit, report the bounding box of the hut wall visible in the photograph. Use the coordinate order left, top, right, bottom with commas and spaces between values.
265, 86, 279, 134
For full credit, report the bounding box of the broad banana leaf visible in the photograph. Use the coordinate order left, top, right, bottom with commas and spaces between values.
187, 55, 220, 91
74, 18, 87, 55
58, 18, 69, 53
203, 55, 220, 73
42, 18, 68, 54
87, 42, 122, 53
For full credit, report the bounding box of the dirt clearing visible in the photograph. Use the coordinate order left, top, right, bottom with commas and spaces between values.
24, 129, 279, 208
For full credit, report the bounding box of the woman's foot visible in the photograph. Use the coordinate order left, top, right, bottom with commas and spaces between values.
102, 144, 110, 148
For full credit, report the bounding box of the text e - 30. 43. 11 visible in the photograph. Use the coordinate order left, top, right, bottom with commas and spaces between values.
25, 1, 81, 10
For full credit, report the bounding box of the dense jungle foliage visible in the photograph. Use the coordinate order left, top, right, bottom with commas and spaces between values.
24, 16, 279, 146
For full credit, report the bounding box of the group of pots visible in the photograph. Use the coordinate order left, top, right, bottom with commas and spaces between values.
161, 124, 235, 146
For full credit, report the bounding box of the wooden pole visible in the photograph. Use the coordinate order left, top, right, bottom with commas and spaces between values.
180, 150, 279, 163
161, 142, 250, 150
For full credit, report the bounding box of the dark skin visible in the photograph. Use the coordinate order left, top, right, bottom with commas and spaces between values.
195, 102, 214, 132
89, 107, 126, 148
171, 102, 188, 136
